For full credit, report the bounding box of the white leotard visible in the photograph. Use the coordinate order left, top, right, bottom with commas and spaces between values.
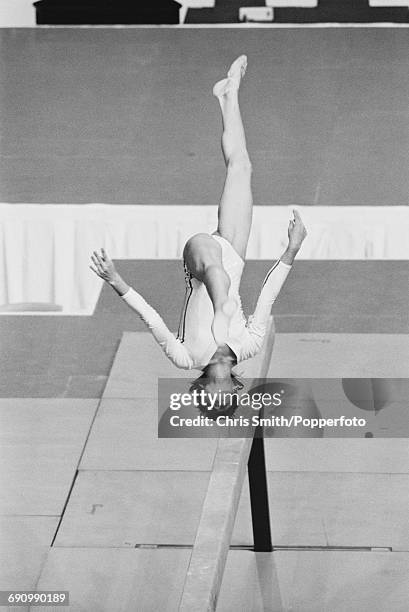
121, 235, 292, 370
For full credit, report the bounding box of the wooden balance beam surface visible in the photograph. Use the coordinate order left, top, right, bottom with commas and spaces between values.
178, 317, 275, 612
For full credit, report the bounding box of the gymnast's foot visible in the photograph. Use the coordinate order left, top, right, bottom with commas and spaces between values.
212, 54, 247, 98
211, 298, 237, 347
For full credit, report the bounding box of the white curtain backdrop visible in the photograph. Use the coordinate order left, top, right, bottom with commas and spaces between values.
0, 204, 407, 314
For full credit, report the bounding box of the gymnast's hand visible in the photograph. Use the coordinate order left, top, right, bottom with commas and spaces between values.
280, 210, 307, 266
89, 248, 130, 296
89, 248, 117, 283
287, 209, 307, 252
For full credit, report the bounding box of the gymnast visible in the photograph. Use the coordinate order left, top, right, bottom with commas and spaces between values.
90, 55, 307, 400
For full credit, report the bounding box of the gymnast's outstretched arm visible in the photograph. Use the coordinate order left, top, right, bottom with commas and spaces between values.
90, 249, 194, 370
245, 210, 307, 351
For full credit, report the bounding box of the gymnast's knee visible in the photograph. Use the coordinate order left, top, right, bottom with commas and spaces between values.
183, 233, 210, 258
227, 153, 252, 175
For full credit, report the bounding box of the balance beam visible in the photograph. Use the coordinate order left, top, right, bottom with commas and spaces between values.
178, 317, 275, 612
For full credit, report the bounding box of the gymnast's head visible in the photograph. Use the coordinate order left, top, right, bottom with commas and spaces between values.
190, 358, 243, 419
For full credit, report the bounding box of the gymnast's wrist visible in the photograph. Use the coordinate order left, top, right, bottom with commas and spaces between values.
281, 245, 298, 266
109, 273, 129, 296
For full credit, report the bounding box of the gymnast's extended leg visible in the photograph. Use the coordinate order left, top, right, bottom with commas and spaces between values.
183, 55, 251, 345
213, 54, 253, 260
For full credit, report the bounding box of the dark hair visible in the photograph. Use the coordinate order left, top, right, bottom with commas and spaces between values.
190, 370, 244, 393
189, 371, 244, 420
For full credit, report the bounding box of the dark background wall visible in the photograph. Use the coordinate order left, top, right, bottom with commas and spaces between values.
186, 0, 409, 23
1, 27, 408, 206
